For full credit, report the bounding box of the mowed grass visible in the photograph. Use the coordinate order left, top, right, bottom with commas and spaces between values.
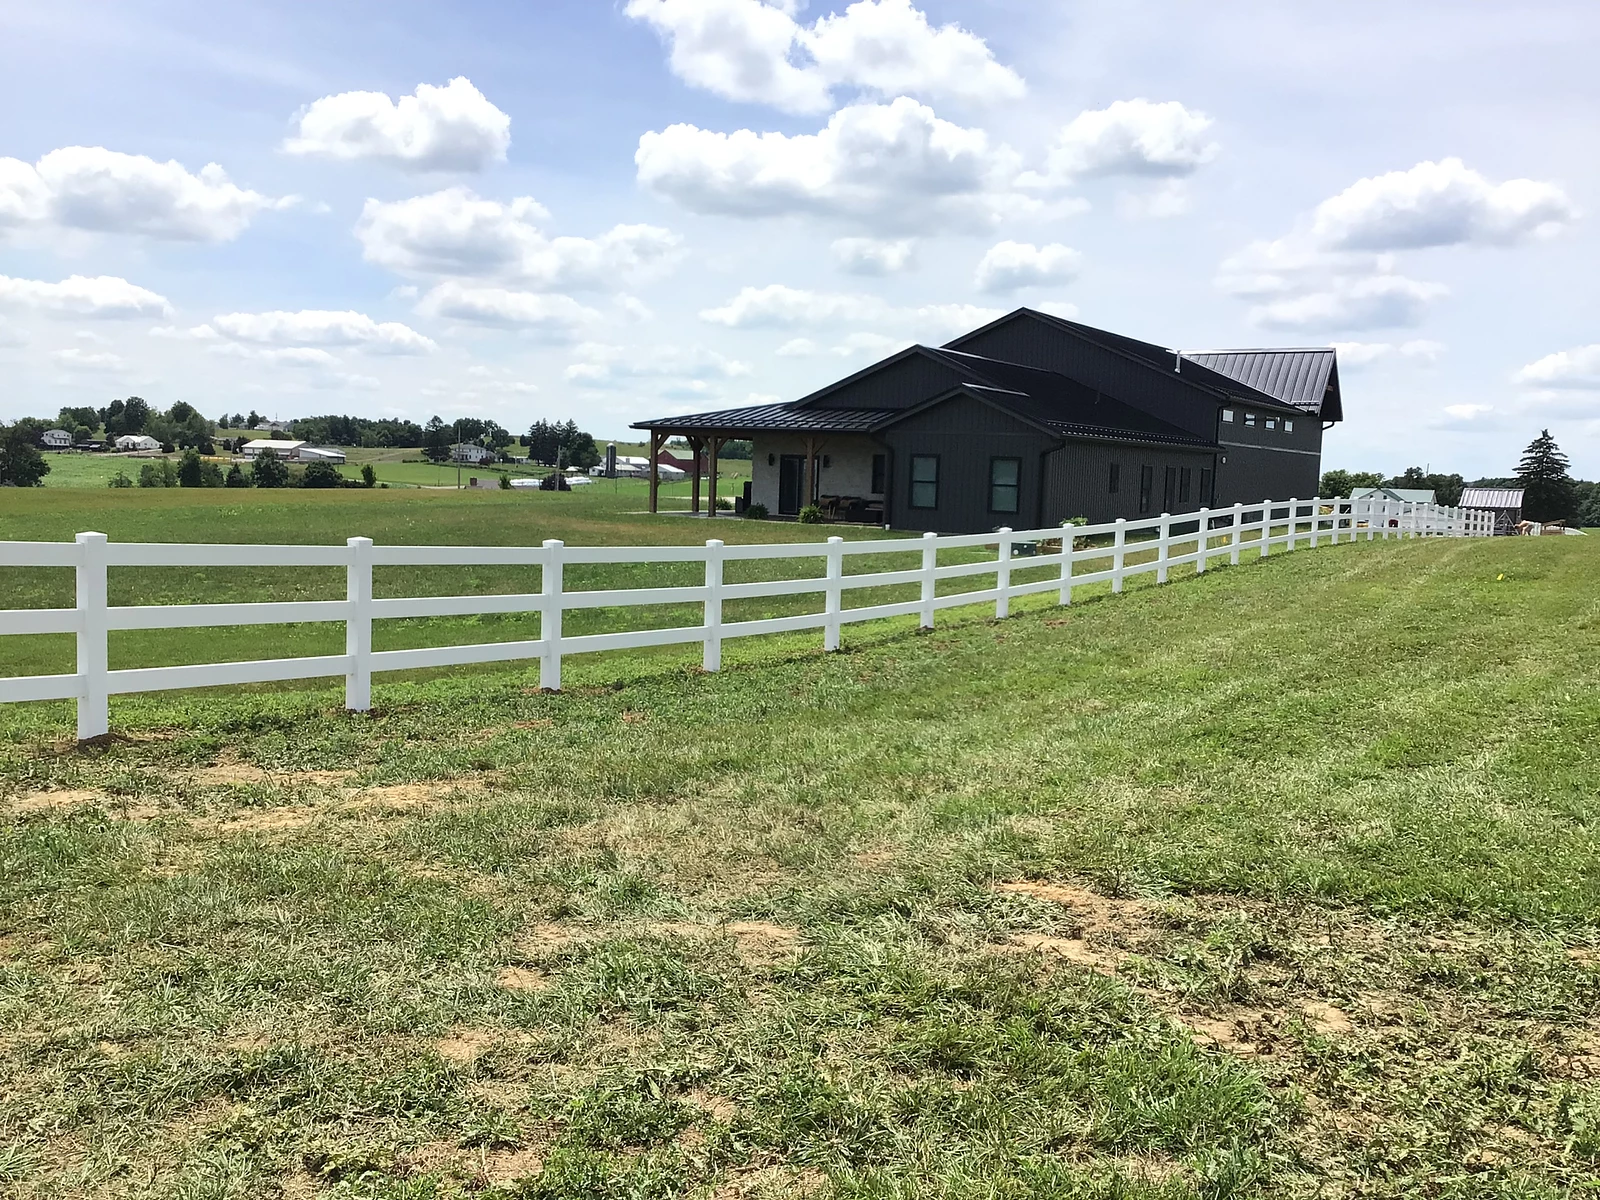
1, 493, 1598, 1198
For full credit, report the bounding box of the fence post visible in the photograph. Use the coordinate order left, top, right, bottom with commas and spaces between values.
996, 528, 1013, 618
919, 531, 937, 629
1196, 508, 1211, 573
1259, 500, 1272, 558
345, 536, 373, 712
1058, 524, 1076, 604
824, 536, 844, 651
1288, 498, 1300, 551
1363, 497, 1374, 541
703, 538, 724, 671
74, 532, 109, 741
1112, 518, 1128, 592
1156, 514, 1172, 583
540, 539, 563, 691
1230, 504, 1244, 565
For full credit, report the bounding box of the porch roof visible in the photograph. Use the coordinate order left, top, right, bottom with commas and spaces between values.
631, 401, 894, 434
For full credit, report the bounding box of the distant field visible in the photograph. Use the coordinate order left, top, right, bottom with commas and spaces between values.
1, 533, 1596, 1197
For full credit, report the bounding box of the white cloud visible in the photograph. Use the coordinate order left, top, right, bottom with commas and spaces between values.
1116, 179, 1191, 220
563, 341, 753, 388
0, 317, 27, 348
1250, 275, 1448, 332
974, 241, 1081, 292
284, 77, 511, 172
624, 0, 1023, 114
0, 147, 291, 242
53, 347, 126, 370
1310, 158, 1576, 251
0, 273, 172, 319
636, 98, 1029, 233
212, 343, 344, 367
211, 310, 437, 354
1032, 300, 1080, 321
415, 282, 600, 336
356, 188, 682, 286
777, 337, 820, 357
1430, 403, 1506, 431
699, 283, 1002, 340
1514, 344, 1600, 390
1022, 100, 1218, 189
831, 236, 916, 275
1332, 339, 1445, 367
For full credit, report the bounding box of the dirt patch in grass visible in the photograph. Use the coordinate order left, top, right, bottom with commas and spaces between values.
482, 1148, 545, 1186
726, 920, 801, 960
495, 965, 547, 992
437, 1026, 499, 1066
712, 1166, 828, 1198
6, 788, 107, 814
191, 762, 354, 787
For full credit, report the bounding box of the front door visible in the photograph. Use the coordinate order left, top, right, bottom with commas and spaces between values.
778, 454, 805, 515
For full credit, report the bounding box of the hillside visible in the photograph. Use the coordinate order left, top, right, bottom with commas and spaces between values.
2, 534, 1598, 1197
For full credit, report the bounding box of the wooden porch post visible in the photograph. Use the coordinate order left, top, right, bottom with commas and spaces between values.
707, 435, 725, 519
647, 429, 664, 514
688, 436, 704, 515
803, 436, 817, 508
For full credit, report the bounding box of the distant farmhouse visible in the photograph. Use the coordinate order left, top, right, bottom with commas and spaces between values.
1352, 486, 1437, 505
113, 434, 162, 452
634, 308, 1343, 533
1459, 487, 1525, 535
450, 442, 496, 465
40, 429, 72, 450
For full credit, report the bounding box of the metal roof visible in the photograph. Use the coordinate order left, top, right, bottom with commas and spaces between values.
1460, 487, 1525, 509
631, 401, 895, 434
1352, 487, 1435, 504
1181, 349, 1339, 418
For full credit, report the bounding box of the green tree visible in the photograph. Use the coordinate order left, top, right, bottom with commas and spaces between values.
107, 470, 134, 489
360, 463, 378, 488
58, 405, 100, 432
0, 426, 50, 486
422, 416, 451, 463
224, 463, 250, 488
1516, 429, 1576, 522
1319, 469, 1384, 497
138, 460, 177, 487
251, 448, 290, 489
299, 461, 345, 488
177, 448, 205, 487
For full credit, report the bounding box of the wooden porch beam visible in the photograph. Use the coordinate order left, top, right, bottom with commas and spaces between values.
688, 435, 704, 515
647, 429, 664, 514
707, 435, 726, 519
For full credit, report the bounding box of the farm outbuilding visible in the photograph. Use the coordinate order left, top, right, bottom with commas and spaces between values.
1459, 488, 1525, 535
633, 308, 1344, 532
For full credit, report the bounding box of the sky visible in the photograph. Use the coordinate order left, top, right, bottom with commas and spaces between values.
1, 0, 1597, 477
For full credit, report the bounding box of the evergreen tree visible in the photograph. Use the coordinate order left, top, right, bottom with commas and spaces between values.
251, 448, 290, 488
1515, 429, 1576, 522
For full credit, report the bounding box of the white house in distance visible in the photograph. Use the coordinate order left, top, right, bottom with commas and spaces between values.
450, 442, 495, 465
240, 439, 347, 464
40, 429, 73, 449
592, 455, 685, 481
113, 434, 162, 452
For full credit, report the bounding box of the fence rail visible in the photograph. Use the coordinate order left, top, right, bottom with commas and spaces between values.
1, 497, 1494, 740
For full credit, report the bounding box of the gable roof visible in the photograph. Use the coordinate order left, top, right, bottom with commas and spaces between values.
1181, 348, 1342, 421
1352, 486, 1435, 504
1460, 487, 1525, 509
944, 309, 1304, 416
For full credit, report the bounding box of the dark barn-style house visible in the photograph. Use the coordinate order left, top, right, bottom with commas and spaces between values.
634, 308, 1344, 534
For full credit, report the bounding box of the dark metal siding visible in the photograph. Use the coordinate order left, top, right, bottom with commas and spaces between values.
1215, 442, 1320, 504
806, 353, 965, 411
1042, 441, 1219, 524
881, 395, 1051, 534
947, 319, 1217, 438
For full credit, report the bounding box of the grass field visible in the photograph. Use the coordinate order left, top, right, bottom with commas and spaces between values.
33, 446, 754, 496
1, 493, 1597, 1198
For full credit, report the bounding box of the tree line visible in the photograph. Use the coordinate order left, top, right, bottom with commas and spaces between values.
1320, 430, 1599, 525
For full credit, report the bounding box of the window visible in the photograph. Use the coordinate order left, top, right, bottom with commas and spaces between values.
1178, 467, 1192, 503
989, 457, 1021, 514
1108, 462, 1120, 493
870, 453, 886, 495
1284, 419, 1294, 433
909, 455, 939, 509
1221, 409, 1235, 423
1265, 417, 1278, 430
1138, 465, 1153, 513
1199, 468, 1212, 505
1244, 411, 1257, 427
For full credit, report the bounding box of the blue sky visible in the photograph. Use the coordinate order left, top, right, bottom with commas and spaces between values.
2, 0, 1597, 476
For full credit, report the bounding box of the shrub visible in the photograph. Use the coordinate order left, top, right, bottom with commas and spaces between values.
797, 503, 823, 524
251, 449, 290, 489
360, 463, 377, 488
498, 473, 512, 490
1060, 515, 1088, 551
716, 495, 733, 510
539, 472, 570, 491
138, 460, 177, 488
744, 502, 768, 520
107, 470, 134, 489
300, 461, 345, 488
224, 464, 250, 488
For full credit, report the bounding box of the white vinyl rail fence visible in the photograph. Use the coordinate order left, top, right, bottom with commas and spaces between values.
2, 496, 1492, 740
